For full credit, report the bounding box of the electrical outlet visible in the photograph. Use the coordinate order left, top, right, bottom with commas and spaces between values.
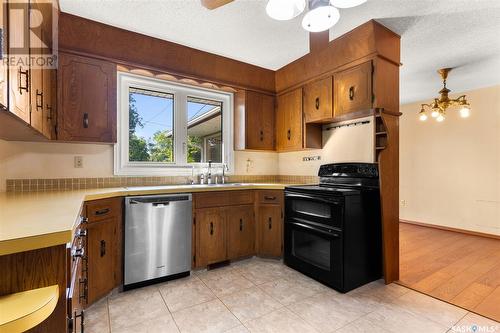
400, 199, 407, 207
74, 156, 83, 168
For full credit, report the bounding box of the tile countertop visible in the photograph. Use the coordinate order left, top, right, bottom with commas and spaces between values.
0, 183, 288, 256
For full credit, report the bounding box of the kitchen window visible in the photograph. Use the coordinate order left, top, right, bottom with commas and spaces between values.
115, 72, 233, 175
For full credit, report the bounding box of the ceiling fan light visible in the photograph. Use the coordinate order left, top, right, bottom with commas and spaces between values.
431, 109, 440, 118
418, 109, 427, 121
330, 0, 367, 8
436, 114, 445, 122
302, 5, 340, 32
266, 0, 306, 21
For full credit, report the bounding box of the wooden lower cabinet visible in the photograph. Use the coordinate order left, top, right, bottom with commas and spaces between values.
227, 205, 255, 259
86, 218, 118, 304
257, 204, 283, 257
196, 208, 227, 266
67, 256, 85, 333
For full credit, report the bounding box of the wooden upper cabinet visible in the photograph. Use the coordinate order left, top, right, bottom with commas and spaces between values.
276, 88, 303, 152
0, 2, 7, 109
227, 205, 255, 259
234, 90, 275, 151
196, 208, 227, 266
334, 61, 373, 118
42, 69, 56, 139
304, 76, 333, 123
8, 0, 30, 123
57, 53, 116, 142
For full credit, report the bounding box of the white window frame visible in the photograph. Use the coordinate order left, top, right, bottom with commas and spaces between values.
114, 72, 234, 176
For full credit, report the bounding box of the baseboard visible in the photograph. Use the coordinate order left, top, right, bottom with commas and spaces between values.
400, 219, 500, 240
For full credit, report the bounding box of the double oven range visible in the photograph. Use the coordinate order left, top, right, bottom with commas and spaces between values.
284, 163, 382, 293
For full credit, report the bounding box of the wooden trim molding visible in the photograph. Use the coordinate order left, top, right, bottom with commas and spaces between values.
400, 220, 500, 240
58, 13, 276, 93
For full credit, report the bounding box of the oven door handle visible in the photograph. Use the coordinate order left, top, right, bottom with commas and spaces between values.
285, 192, 342, 205
291, 221, 341, 238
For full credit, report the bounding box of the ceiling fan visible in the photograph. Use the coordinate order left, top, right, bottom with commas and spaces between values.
201, 0, 367, 32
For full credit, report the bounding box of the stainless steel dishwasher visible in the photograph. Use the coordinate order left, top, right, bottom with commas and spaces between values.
124, 194, 192, 290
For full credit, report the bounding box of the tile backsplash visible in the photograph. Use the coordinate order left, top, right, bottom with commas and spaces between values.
5, 175, 319, 192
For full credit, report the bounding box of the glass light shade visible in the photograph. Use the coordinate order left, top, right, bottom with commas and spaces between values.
266, 0, 306, 21
436, 114, 445, 122
302, 5, 340, 32
431, 109, 440, 118
419, 111, 428, 121
459, 105, 471, 118
330, 0, 367, 8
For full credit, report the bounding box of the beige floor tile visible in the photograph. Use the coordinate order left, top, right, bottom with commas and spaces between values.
198, 267, 254, 297
84, 298, 110, 333
259, 275, 328, 306
361, 303, 449, 333
235, 260, 289, 285
243, 307, 318, 333
159, 275, 216, 312
287, 291, 375, 332
112, 313, 180, 333
108, 287, 169, 331
226, 325, 250, 333
334, 315, 396, 333
449, 312, 500, 333
349, 280, 410, 303
220, 286, 282, 322
171, 299, 240, 333
394, 290, 468, 328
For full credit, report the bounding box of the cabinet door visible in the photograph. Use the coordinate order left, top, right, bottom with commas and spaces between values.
276, 88, 303, 151
246, 91, 275, 150
68, 256, 85, 333
86, 219, 117, 304
29, 1, 44, 134
196, 208, 227, 265
8, 0, 30, 123
227, 205, 255, 259
42, 69, 56, 139
0, 1, 8, 108
57, 53, 116, 142
304, 76, 333, 123
334, 61, 372, 118
258, 205, 283, 257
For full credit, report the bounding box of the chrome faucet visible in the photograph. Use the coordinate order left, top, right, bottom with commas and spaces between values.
207, 160, 213, 184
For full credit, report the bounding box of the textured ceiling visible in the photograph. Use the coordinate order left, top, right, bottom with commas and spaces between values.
59, 0, 500, 104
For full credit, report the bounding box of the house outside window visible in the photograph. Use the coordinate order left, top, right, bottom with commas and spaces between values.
115, 72, 233, 176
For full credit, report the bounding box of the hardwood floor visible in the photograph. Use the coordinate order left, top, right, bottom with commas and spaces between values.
399, 222, 500, 322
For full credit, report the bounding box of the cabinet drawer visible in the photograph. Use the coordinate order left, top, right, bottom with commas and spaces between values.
194, 190, 253, 208
85, 198, 121, 223
257, 190, 283, 205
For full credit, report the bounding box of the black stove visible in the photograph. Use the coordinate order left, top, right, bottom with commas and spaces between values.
284, 163, 382, 293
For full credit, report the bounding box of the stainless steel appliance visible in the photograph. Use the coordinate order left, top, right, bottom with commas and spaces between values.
124, 194, 192, 290
284, 163, 382, 293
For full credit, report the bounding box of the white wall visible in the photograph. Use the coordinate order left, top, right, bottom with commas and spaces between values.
400, 85, 500, 236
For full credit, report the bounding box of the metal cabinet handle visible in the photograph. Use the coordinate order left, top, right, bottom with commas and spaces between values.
74, 310, 85, 333
83, 113, 89, 128
268, 217, 272, 230
80, 216, 89, 224
36, 90, 43, 111
72, 247, 85, 259
78, 278, 88, 302
18, 67, 29, 94
287, 129, 291, 140
349, 86, 355, 101
210, 222, 214, 235
46, 105, 52, 120
260, 130, 264, 141
76, 228, 87, 238
239, 218, 243, 231
100, 240, 106, 257
94, 208, 110, 216
315, 97, 320, 110
264, 196, 276, 201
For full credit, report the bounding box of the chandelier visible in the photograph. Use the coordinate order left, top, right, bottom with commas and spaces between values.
418, 68, 471, 122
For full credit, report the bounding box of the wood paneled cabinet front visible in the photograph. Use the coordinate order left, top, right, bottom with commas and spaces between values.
196, 208, 227, 266
234, 90, 275, 151
57, 53, 117, 142
256, 202, 283, 257
334, 61, 373, 118
304, 76, 333, 123
276, 88, 303, 151
83, 198, 122, 306
227, 205, 255, 259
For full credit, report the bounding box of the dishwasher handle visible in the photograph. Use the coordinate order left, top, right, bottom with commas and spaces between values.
128, 194, 191, 206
